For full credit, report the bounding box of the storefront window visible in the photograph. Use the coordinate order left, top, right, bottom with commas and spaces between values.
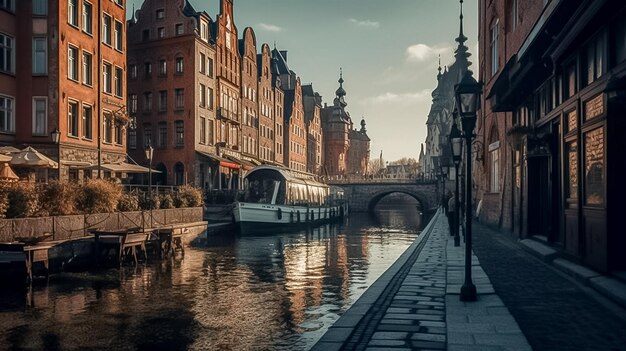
566, 141, 578, 203
584, 128, 604, 206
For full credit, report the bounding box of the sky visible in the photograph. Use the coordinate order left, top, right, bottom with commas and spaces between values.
127, 0, 478, 163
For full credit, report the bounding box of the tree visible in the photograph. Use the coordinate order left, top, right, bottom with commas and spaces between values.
368, 157, 385, 176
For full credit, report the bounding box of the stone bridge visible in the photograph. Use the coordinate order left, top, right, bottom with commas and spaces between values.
329, 180, 439, 213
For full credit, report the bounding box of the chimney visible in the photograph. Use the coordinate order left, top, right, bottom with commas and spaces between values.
280, 50, 288, 61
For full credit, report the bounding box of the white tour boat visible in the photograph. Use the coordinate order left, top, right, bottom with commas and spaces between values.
232, 165, 348, 233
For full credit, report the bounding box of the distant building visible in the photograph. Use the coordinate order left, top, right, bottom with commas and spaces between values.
127, 0, 217, 187
302, 84, 323, 175
257, 44, 276, 165
239, 27, 260, 169
347, 118, 370, 176
0, 0, 128, 181
321, 72, 351, 177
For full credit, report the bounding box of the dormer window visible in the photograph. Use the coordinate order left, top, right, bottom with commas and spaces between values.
156, 9, 164, 20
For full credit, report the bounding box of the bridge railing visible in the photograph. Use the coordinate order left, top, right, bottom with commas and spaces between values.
327, 176, 436, 185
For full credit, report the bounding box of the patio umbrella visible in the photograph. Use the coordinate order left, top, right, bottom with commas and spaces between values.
0, 162, 19, 181
0, 146, 20, 155
10, 146, 58, 169
0, 153, 11, 163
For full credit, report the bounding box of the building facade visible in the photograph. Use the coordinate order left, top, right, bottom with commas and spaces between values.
257, 43, 275, 165
479, 0, 626, 272
127, 0, 217, 187
321, 73, 352, 177
347, 118, 370, 176
239, 27, 259, 168
302, 84, 323, 175
0, 0, 128, 181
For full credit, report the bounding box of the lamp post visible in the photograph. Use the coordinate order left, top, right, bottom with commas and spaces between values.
455, 69, 482, 302
440, 156, 450, 210
51, 128, 61, 180
449, 115, 463, 247
145, 143, 154, 212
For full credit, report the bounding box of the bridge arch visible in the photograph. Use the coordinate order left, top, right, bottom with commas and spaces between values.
367, 188, 431, 212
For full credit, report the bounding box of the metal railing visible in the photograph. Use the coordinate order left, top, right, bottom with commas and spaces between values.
326, 175, 436, 185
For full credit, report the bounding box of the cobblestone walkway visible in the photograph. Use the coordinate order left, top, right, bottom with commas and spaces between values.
472, 223, 626, 351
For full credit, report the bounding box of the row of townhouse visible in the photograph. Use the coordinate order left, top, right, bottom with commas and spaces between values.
0, 0, 370, 189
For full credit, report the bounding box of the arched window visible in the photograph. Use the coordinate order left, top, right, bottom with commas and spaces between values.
174, 162, 184, 185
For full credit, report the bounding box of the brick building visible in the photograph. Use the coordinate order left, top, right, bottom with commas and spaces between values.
0, 0, 128, 181
238, 27, 260, 168
479, 0, 626, 272
272, 49, 306, 172
127, 0, 217, 188
321, 72, 351, 177
256, 43, 275, 165
271, 54, 285, 166
302, 84, 323, 175
347, 118, 370, 176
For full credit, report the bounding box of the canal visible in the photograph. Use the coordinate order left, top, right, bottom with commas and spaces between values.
0, 201, 425, 350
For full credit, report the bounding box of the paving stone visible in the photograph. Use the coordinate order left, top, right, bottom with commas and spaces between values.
367, 339, 407, 347
371, 331, 408, 340
409, 340, 446, 349
446, 332, 474, 345
410, 333, 446, 342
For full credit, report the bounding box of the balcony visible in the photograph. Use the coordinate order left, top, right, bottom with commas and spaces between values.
217, 107, 240, 124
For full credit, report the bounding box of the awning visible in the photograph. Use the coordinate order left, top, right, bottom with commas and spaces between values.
63, 160, 92, 168
226, 155, 255, 171
11, 146, 58, 169
196, 151, 240, 169
86, 162, 161, 174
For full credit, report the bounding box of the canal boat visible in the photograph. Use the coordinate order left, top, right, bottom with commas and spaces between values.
232, 165, 348, 233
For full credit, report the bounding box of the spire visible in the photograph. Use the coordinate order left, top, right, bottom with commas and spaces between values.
454, 0, 471, 66
437, 55, 442, 80
360, 117, 367, 133
335, 67, 347, 107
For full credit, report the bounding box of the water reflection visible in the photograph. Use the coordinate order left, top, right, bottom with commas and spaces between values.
0, 204, 422, 350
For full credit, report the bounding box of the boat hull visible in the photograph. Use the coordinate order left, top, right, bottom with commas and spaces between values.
232, 202, 347, 234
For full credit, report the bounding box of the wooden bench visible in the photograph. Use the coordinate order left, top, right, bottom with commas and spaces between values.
91, 228, 150, 265
24, 242, 56, 282
156, 225, 189, 258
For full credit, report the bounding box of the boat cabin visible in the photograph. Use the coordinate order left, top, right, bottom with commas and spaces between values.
243, 166, 330, 206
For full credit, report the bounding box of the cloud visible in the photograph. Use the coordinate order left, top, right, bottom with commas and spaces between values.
368, 89, 432, 104
348, 18, 380, 28
257, 23, 283, 32
405, 43, 452, 63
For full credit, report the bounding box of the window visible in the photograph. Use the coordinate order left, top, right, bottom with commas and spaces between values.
115, 122, 122, 144
584, 127, 604, 205
32, 37, 47, 74
129, 94, 137, 114
144, 62, 152, 77
143, 92, 152, 112
114, 21, 123, 51
491, 19, 499, 76
33, 0, 47, 15
615, 14, 626, 64
156, 9, 164, 19
0, 0, 14, 12
129, 129, 137, 149
158, 90, 167, 112
103, 62, 112, 93
102, 14, 111, 45
584, 33, 606, 86
114, 67, 123, 96
68, 101, 78, 137
199, 83, 206, 107
129, 64, 137, 79
82, 51, 92, 85
143, 125, 152, 147
82, 104, 92, 139
142, 29, 149, 42
159, 59, 166, 75
104, 114, 112, 143
207, 119, 214, 144
175, 120, 184, 147
68, 0, 78, 26
0, 33, 13, 73
200, 117, 206, 144
158, 122, 167, 148
208, 87, 214, 109
200, 53, 205, 73
82, 1, 92, 34
174, 88, 184, 109
68, 46, 78, 80
201, 22, 208, 41
208, 57, 213, 77
114, 0, 123, 6
158, 27, 165, 38
175, 24, 183, 35
175, 57, 183, 73
489, 129, 500, 192
32, 97, 46, 135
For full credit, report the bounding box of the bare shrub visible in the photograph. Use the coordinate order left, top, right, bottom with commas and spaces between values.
78, 179, 122, 214
175, 185, 203, 208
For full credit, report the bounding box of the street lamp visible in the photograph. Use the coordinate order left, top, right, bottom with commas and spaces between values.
145, 143, 154, 211
51, 128, 61, 180
455, 69, 482, 302
449, 113, 463, 247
